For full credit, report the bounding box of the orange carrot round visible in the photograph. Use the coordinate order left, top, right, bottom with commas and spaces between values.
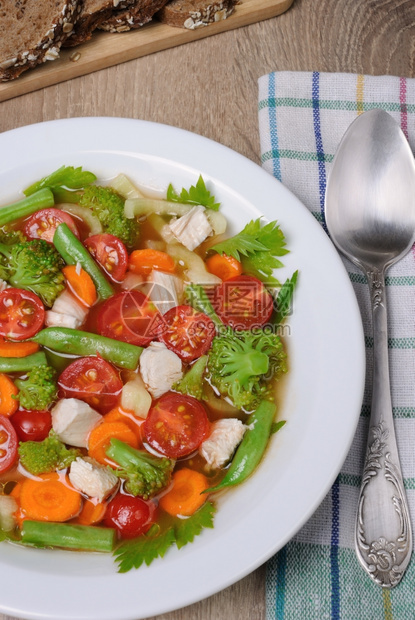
0, 340, 40, 358
104, 407, 143, 440
129, 249, 176, 276
0, 374, 19, 417
76, 498, 107, 526
88, 421, 139, 465
159, 468, 209, 517
63, 265, 97, 307
205, 253, 243, 281
19, 473, 82, 522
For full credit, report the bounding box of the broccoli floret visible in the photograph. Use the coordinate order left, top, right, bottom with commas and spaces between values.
106, 438, 174, 500
18, 431, 80, 476
173, 355, 208, 400
0, 238, 65, 307
15, 365, 57, 411
79, 185, 139, 250
207, 328, 286, 411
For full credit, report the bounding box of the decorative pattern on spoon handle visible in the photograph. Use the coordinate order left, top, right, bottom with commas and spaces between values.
356, 421, 412, 587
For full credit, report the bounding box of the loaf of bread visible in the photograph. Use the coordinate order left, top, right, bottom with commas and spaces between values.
0, 0, 82, 81
157, 0, 238, 29
99, 0, 170, 32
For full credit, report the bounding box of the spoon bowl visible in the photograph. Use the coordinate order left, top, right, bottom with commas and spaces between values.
325, 109, 415, 588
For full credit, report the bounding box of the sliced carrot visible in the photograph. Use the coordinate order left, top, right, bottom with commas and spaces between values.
63, 264, 97, 308
0, 339, 40, 358
0, 373, 19, 417
88, 421, 139, 465
76, 498, 107, 526
19, 473, 82, 522
10, 481, 22, 500
104, 407, 143, 441
129, 249, 176, 276
205, 253, 243, 281
159, 468, 209, 517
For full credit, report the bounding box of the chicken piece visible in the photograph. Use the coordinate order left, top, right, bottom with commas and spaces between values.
199, 418, 246, 470
147, 269, 183, 315
51, 398, 102, 448
45, 310, 82, 329
168, 206, 212, 251
139, 341, 183, 399
47, 289, 88, 329
69, 457, 118, 503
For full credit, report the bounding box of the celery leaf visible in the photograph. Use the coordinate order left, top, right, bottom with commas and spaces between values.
174, 501, 216, 549
24, 166, 97, 197
113, 527, 175, 573
167, 175, 220, 210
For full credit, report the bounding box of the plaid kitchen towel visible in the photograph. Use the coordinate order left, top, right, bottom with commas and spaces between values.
258, 72, 415, 620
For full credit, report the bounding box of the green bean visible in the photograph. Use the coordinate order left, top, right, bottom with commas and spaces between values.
0, 351, 48, 373
21, 520, 116, 552
53, 223, 114, 300
0, 188, 54, 226
33, 327, 142, 370
207, 400, 277, 493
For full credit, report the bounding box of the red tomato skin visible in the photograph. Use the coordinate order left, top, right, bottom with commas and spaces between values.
24, 208, 79, 244
57, 356, 122, 413
97, 290, 161, 347
0, 415, 18, 474
84, 234, 128, 283
213, 275, 274, 330
104, 494, 155, 539
11, 410, 52, 442
143, 393, 210, 459
158, 305, 216, 362
0, 288, 45, 340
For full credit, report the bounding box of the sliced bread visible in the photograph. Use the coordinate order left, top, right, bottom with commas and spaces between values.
64, 0, 116, 47
156, 0, 238, 29
99, 0, 170, 32
0, 0, 82, 81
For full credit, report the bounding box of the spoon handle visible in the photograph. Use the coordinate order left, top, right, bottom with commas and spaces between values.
355, 268, 413, 587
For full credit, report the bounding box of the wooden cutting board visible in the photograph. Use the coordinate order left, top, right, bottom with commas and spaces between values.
0, 0, 293, 103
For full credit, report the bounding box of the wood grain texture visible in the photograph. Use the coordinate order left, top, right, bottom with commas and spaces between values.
0, 1, 415, 619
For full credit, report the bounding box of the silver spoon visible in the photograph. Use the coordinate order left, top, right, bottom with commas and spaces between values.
325, 109, 415, 588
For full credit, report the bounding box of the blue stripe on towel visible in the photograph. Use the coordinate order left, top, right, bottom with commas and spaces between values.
311, 71, 328, 232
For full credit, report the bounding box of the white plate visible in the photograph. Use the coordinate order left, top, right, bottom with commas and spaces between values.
0, 118, 365, 620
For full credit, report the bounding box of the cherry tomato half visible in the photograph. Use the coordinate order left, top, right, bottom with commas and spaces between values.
104, 494, 155, 539
84, 234, 128, 283
158, 305, 215, 362
11, 409, 52, 442
0, 415, 18, 474
0, 288, 45, 340
97, 290, 161, 347
58, 356, 122, 413
24, 208, 80, 244
213, 275, 274, 330
143, 393, 210, 459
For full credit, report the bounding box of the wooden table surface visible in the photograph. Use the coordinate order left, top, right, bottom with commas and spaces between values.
1, 0, 414, 618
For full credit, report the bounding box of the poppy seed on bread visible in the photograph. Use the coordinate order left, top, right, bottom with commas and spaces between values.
0, 0, 82, 81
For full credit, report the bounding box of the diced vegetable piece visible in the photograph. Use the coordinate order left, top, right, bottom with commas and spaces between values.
110, 174, 145, 199
0, 340, 39, 357
129, 249, 175, 276
0, 495, 18, 531
166, 244, 221, 286
60, 204, 103, 235
63, 265, 97, 307
0, 374, 18, 417
205, 253, 243, 281
159, 468, 209, 516
19, 473, 82, 522
21, 520, 116, 552
121, 374, 152, 419
88, 421, 139, 465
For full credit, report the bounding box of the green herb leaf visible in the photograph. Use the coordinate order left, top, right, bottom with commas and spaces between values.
174, 501, 216, 549
167, 175, 220, 210
113, 527, 176, 573
270, 420, 286, 436
211, 219, 289, 285
274, 270, 298, 324
24, 166, 97, 197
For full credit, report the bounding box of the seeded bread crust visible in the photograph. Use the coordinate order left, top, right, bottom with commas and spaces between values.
64, 0, 117, 47
99, 0, 170, 32
157, 0, 237, 29
0, 0, 82, 81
